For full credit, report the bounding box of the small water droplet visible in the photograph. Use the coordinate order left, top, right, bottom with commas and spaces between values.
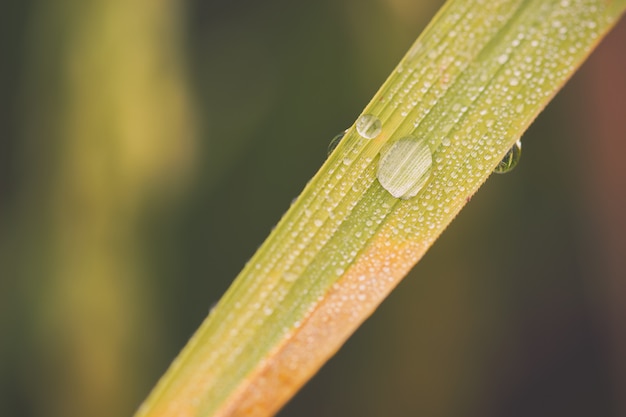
327, 130, 347, 156
494, 140, 522, 174
376, 136, 433, 199
497, 54, 509, 64
283, 272, 298, 282
356, 114, 382, 139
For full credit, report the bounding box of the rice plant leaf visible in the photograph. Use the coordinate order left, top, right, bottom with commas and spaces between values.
135, 1, 626, 416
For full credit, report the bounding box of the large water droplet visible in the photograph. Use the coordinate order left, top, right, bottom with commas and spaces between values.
356, 114, 382, 139
377, 136, 433, 199
327, 130, 347, 156
494, 140, 522, 174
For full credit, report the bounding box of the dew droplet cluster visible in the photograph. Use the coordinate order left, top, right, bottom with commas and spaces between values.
362, 0, 614, 245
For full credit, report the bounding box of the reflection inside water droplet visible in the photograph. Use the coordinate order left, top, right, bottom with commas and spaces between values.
494, 140, 522, 174
356, 114, 382, 139
327, 130, 347, 156
376, 136, 433, 199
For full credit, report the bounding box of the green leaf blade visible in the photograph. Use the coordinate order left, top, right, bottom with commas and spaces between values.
135, 1, 626, 416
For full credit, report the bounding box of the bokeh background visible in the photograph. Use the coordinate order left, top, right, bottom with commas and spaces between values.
1, 1, 625, 416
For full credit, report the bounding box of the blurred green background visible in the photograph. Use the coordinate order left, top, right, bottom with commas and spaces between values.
2, 1, 625, 416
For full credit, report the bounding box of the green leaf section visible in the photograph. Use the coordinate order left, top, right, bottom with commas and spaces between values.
136, 1, 625, 416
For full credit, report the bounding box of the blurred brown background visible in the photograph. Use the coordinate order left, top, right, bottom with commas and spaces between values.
1, 1, 625, 416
